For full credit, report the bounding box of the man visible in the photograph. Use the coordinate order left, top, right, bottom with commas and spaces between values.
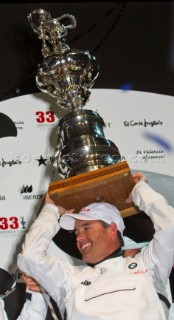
17, 172, 174, 319
0, 268, 49, 320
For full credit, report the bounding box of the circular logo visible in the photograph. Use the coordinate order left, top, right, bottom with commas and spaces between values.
128, 262, 137, 269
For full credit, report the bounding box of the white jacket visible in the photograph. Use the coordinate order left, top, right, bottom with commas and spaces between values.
169, 304, 174, 320
18, 181, 174, 320
0, 291, 49, 320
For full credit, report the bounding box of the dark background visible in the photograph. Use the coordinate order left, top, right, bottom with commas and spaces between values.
0, 1, 174, 101
1, 1, 174, 319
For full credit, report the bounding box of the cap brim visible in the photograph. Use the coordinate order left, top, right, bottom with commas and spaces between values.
60, 213, 100, 230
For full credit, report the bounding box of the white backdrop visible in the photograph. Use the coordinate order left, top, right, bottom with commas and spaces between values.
0, 89, 174, 273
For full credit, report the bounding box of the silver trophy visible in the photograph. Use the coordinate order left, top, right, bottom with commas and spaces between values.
28, 9, 121, 179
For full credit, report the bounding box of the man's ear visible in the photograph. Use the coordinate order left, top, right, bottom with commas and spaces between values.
108, 222, 117, 239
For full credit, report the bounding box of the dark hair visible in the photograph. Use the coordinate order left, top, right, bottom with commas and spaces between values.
99, 220, 124, 247
117, 230, 124, 247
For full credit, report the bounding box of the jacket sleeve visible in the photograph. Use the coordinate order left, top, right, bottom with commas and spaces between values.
132, 181, 174, 282
16, 291, 49, 320
17, 203, 75, 306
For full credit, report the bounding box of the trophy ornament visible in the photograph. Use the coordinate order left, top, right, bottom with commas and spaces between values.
27, 9, 76, 57
28, 9, 99, 110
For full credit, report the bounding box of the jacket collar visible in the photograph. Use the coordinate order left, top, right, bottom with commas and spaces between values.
87, 247, 123, 267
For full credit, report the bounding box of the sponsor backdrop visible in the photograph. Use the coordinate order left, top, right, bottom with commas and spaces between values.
0, 88, 174, 274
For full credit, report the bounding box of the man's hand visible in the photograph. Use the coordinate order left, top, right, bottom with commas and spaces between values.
44, 192, 75, 216
22, 274, 42, 292
132, 172, 148, 184
44, 192, 56, 206
126, 172, 148, 203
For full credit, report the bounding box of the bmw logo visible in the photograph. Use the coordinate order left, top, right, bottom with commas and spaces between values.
128, 262, 137, 269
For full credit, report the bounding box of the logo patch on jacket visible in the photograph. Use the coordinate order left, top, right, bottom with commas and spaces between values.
81, 280, 91, 286
128, 262, 137, 269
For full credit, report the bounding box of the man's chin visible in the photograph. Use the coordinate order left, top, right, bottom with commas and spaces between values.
82, 255, 98, 264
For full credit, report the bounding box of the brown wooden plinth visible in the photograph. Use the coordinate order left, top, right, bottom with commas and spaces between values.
48, 161, 138, 218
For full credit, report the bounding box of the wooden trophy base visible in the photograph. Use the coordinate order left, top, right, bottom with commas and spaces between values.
48, 161, 138, 218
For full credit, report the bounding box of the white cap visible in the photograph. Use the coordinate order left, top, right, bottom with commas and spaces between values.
60, 202, 125, 235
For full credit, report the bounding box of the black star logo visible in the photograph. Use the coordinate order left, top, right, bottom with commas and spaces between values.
36, 155, 48, 166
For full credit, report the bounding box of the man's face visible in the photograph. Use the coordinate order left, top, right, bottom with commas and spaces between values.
74, 219, 117, 264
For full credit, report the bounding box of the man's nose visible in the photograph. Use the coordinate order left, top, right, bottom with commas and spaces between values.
76, 230, 85, 243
